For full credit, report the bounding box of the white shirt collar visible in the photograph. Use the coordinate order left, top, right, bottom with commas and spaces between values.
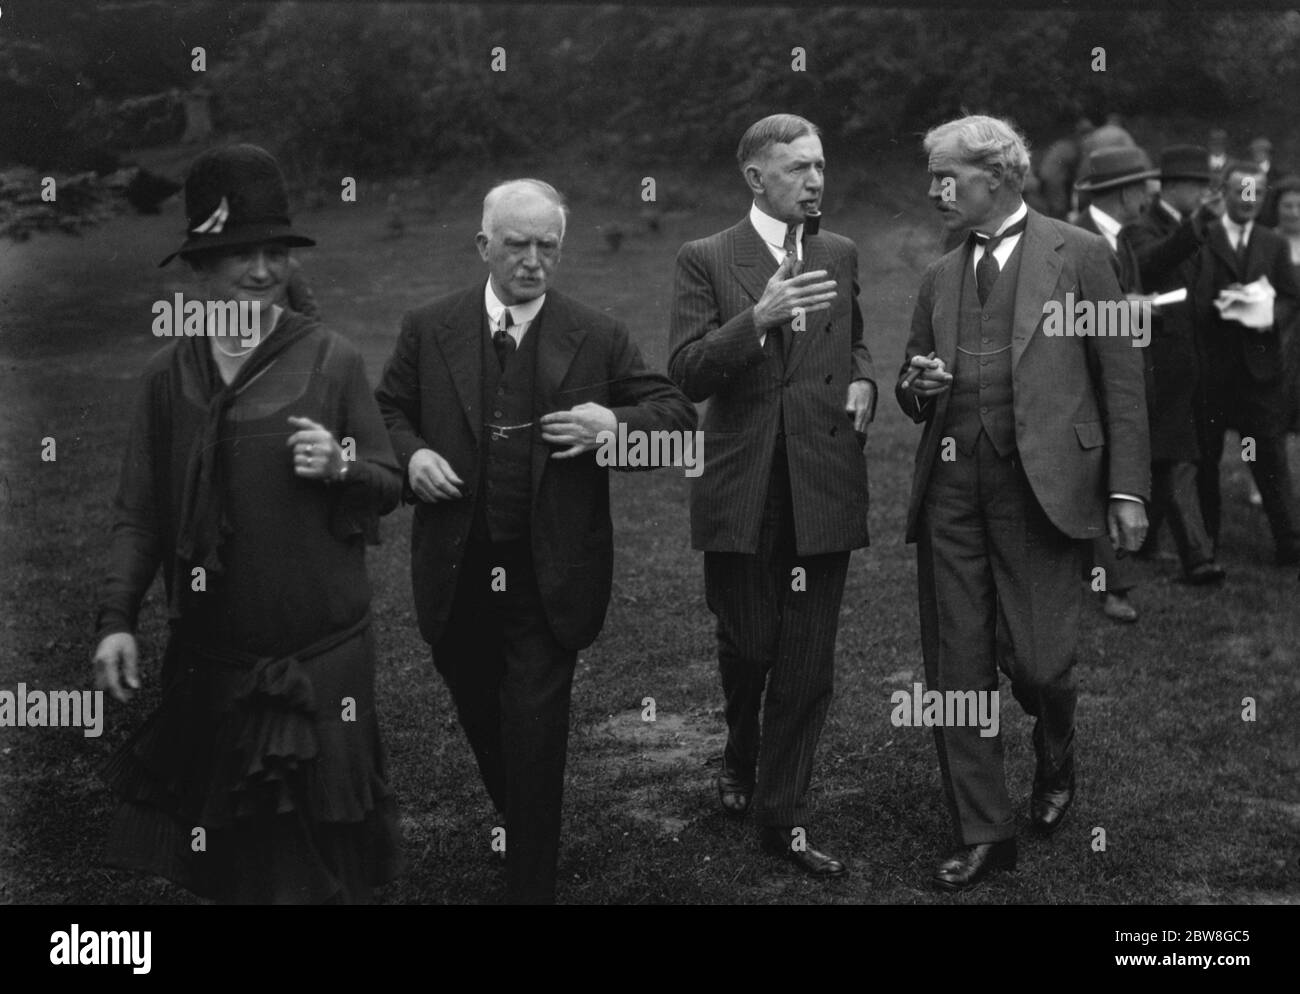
1088, 204, 1122, 249
1221, 214, 1253, 247
750, 202, 802, 259
983, 200, 1028, 238
484, 279, 545, 331
1158, 199, 1182, 223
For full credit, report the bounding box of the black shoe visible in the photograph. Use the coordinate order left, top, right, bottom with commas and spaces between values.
1183, 561, 1226, 585
760, 827, 846, 877
932, 839, 1017, 892
716, 768, 753, 819
1031, 761, 1076, 836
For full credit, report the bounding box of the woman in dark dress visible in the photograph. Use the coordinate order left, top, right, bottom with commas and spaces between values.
91, 145, 403, 903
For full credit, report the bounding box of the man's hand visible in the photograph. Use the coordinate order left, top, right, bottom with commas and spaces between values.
287, 415, 346, 481
753, 253, 838, 334
92, 632, 140, 704
409, 448, 464, 501
1198, 189, 1225, 222
902, 354, 953, 397
540, 402, 618, 459
1108, 498, 1148, 554
845, 379, 875, 435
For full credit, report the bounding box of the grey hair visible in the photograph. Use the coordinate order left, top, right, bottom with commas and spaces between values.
481, 179, 568, 239
737, 114, 821, 174
924, 114, 1032, 191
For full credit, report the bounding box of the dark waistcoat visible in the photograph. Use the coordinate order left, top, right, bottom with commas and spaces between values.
472, 311, 538, 541
942, 241, 1024, 457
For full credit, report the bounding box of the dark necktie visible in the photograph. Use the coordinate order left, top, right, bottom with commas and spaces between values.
1235, 229, 1249, 272
973, 215, 1028, 306
493, 309, 516, 371
783, 223, 801, 276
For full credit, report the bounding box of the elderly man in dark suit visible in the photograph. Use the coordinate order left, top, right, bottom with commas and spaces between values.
1191, 161, 1300, 565
375, 179, 695, 903
899, 115, 1150, 892
1073, 145, 1157, 621
1119, 145, 1226, 584
668, 113, 874, 876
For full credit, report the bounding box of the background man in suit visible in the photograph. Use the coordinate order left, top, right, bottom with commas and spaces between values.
1248, 137, 1287, 228
375, 179, 695, 903
1191, 161, 1300, 565
668, 113, 874, 876
1073, 145, 1157, 622
1119, 145, 1226, 584
898, 115, 1149, 892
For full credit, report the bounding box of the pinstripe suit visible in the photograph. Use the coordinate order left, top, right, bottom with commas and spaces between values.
669, 215, 873, 828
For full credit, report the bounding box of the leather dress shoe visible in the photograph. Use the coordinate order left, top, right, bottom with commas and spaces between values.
760, 827, 846, 877
1101, 592, 1138, 622
932, 838, 1017, 892
1031, 761, 1076, 836
716, 768, 753, 819
1184, 561, 1226, 585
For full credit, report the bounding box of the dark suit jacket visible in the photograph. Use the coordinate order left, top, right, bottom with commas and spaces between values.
896, 207, 1151, 543
667, 217, 873, 555
1120, 202, 1205, 461
375, 286, 696, 650
1075, 207, 1139, 292
1194, 221, 1299, 382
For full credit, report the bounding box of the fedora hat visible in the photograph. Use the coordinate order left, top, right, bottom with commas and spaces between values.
1158, 145, 1213, 183
159, 144, 315, 267
1074, 146, 1158, 192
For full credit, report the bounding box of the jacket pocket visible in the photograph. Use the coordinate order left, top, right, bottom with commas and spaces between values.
1074, 420, 1105, 449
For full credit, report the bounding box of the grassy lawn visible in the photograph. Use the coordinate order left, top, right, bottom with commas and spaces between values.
1, 154, 1296, 905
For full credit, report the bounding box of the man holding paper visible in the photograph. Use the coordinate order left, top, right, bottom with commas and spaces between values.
1191, 160, 1300, 564
1119, 145, 1226, 583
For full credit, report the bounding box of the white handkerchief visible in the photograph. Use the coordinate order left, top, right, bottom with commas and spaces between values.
1214, 276, 1275, 329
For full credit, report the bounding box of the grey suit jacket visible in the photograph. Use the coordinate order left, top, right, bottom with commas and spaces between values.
895, 207, 1150, 543
668, 217, 873, 555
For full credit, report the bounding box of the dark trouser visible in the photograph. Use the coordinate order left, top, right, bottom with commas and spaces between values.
703, 446, 849, 829
1088, 535, 1139, 595
432, 538, 576, 904
917, 431, 1082, 846
1198, 424, 1300, 556
1150, 460, 1216, 572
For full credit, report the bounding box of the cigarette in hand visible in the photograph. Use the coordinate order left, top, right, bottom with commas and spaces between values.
901, 351, 937, 391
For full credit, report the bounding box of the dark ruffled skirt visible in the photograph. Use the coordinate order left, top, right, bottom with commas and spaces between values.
102, 614, 402, 904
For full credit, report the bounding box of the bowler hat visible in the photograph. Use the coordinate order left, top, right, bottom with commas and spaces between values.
1158, 145, 1212, 183
1074, 146, 1158, 192
159, 144, 315, 267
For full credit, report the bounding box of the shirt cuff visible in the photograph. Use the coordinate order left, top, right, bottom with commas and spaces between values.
1109, 493, 1144, 504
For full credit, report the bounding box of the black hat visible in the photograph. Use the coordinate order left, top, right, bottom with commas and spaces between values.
1074, 146, 1158, 193
1158, 145, 1213, 183
159, 144, 315, 267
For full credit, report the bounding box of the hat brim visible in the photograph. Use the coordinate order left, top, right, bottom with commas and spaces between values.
1075, 168, 1160, 193
1159, 171, 1214, 183
159, 222, 315, 268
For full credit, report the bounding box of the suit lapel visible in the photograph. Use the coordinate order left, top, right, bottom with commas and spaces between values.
729, 219, 779, 306
435, 288, 488, 444
933, 244, 964, 372
1012, 210, 1064, 370
1208, 222, 1241, 279
530, 293, 588, 502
